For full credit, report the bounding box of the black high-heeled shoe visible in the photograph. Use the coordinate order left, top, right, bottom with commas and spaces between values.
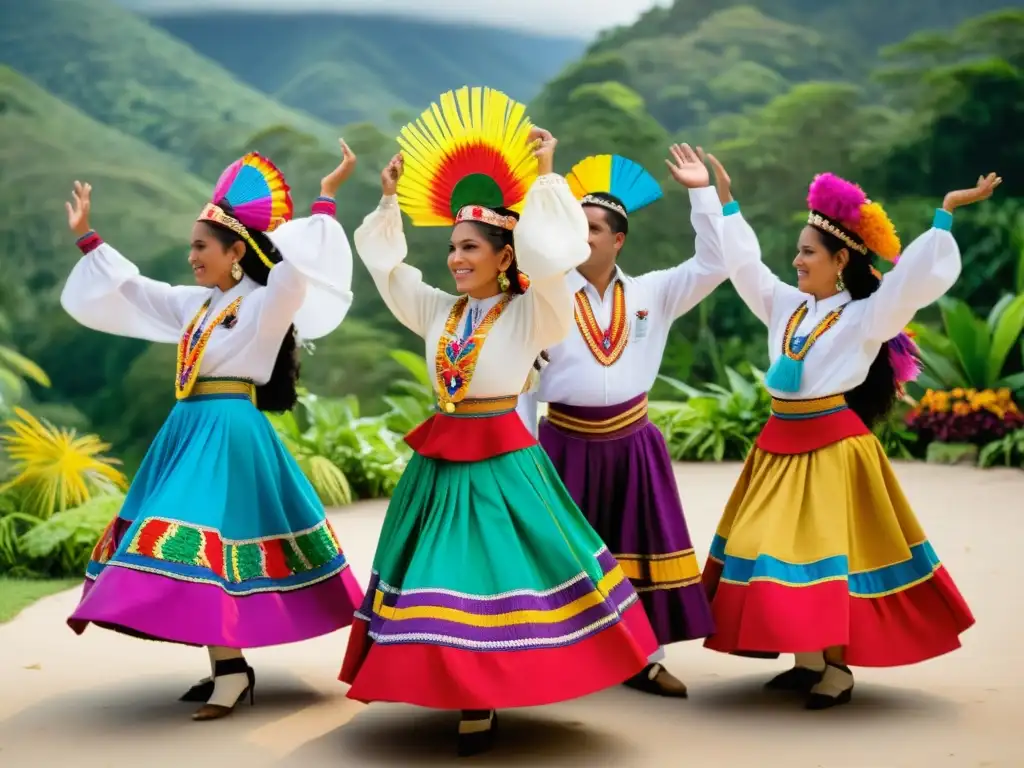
457, 710, 498, 757
179, 677, 215, 703
192, 658, 256, 721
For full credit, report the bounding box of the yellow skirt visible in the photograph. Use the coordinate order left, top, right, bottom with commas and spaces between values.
702, 397, 974, 667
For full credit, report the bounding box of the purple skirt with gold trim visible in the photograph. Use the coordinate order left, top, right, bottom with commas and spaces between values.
538, 393, 714, 646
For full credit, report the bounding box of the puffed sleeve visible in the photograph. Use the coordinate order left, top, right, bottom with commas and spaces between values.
720, 202, 804, 327
262, 198, 355, 342
862, 210, 962, 342
354, 195, 455, 338
512, 174, 590, 348
635, 186, 729, 319
60, 233, 208, 343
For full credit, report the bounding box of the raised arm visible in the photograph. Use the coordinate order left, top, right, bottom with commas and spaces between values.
706, 153, 802, 326
635, 143, 728, 319
354, 153, 454, 338
59, 181, 206, 343
512, 128, 590, 349
260, 140, 357, 343
863, 173, 1002, 342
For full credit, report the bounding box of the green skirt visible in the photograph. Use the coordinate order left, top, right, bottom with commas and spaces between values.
340, 444, 658, 709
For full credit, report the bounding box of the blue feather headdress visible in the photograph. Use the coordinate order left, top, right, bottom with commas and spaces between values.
566, 154, 663, 218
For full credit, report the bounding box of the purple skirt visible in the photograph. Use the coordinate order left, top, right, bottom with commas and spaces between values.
539, 393, 714, 645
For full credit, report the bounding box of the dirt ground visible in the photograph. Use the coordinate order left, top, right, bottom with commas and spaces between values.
0, 461, 1019, 767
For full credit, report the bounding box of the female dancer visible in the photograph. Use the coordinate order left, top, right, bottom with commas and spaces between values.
699, 150, 996, 709
339, 87, 658, 757
62, 142, 365, 720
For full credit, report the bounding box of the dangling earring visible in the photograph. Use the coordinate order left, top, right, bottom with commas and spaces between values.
835, 271, 845, 292
497, 270, 510, 292
230, 262, 243, 282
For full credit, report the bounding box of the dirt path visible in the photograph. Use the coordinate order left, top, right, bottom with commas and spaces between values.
0, 462, 1019, 767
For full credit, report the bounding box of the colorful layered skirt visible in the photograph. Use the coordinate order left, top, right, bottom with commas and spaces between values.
68, 379, 364, 648
702, 394, 975, 667
539, 393, 714, 648
340, 396, 659, 710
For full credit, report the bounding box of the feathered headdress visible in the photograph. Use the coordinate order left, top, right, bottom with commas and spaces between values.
396, 86, 538, 232
567, 154, 663, 218
806, 173, 900, 262
198, 152, 294, 270
807, 173, 920, 385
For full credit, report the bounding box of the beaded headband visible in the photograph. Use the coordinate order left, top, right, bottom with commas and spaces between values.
455, 204, 518, 231
198, 203, 277, 270
807, 212, 869, 256
581, 194, 628, 218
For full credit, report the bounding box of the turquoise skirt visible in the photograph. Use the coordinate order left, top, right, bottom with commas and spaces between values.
69, 380, 364, 647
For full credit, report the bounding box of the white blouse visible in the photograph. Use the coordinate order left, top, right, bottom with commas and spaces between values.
60, 214, 354, 386
354, 173, 590, 400
516, 185, 727, 432
720, 207, 961, 399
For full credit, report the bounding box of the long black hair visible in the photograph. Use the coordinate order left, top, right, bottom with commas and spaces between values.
202, 199, 300, 412
810, 218, 896, 427
463, 207, 527, 295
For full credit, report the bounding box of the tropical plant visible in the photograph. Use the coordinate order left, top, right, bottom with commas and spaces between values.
0, 408, 127, 520
979, 428, 1024, 468
0, 341, 51, 416
381, 349, 434, 434
906, 387, 1024, 446
911, 294, 1024, 395
873, 398, 919, 459
650, 366, 772, 462
17, 493, 123, 576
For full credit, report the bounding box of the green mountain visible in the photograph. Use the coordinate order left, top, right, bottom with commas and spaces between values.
538, 0, 1016, 134
0, 0, 332, 179
149, 13, 586, 129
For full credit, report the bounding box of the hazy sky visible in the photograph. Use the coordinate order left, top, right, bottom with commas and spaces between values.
117, 0, 668, 37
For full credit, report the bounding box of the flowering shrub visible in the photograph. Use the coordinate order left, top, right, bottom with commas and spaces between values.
907, 388, 1024, 444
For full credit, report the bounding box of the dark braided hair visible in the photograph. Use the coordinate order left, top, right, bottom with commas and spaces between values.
200, 200, 299, 412
809, 219, 896, 427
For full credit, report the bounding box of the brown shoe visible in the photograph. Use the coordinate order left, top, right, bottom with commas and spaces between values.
192, 659, 255, 721
623, 663, 688, 698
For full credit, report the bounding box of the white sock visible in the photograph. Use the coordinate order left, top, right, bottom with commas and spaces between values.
794, 651, 826, 672
810, 664, 854, 698
206, 646, 250, 709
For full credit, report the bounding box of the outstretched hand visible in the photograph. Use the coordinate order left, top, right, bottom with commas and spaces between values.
697, 148, 732, 205
665, 143, 710, 189
65, 181, 92, 237
321, 139, 357, 198
528, 127, 557, 176
381, 153, 404, 197
942, 172, 1002, 212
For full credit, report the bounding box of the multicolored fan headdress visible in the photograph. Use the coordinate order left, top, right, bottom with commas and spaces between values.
567, 154, 663, 218
806, 173, 901, 262
198, 152, 294, 270
395, 86, 538, 231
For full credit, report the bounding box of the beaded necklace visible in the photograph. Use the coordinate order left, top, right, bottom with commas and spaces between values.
175, 297, 243, 400
435, 294, 513, 413
764, 300, 846, 393
575, 281, 629, 366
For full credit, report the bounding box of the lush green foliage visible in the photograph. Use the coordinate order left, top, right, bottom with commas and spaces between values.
1, 2, 1023, 483
152, 13, 584, 130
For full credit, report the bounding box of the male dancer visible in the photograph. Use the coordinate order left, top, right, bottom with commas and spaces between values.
517, 145, 726, 695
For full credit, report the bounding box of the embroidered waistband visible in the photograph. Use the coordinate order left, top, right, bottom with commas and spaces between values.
184, 378, 256, 403
436, 395, 519, 417
547, 395, 649, 435
770, 394, 847, 419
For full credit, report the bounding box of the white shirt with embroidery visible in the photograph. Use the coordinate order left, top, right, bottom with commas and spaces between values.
354, 173, 590, 400
720, 208, 962, 400
60, 213, 353, 384
516, 185, 728, 434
